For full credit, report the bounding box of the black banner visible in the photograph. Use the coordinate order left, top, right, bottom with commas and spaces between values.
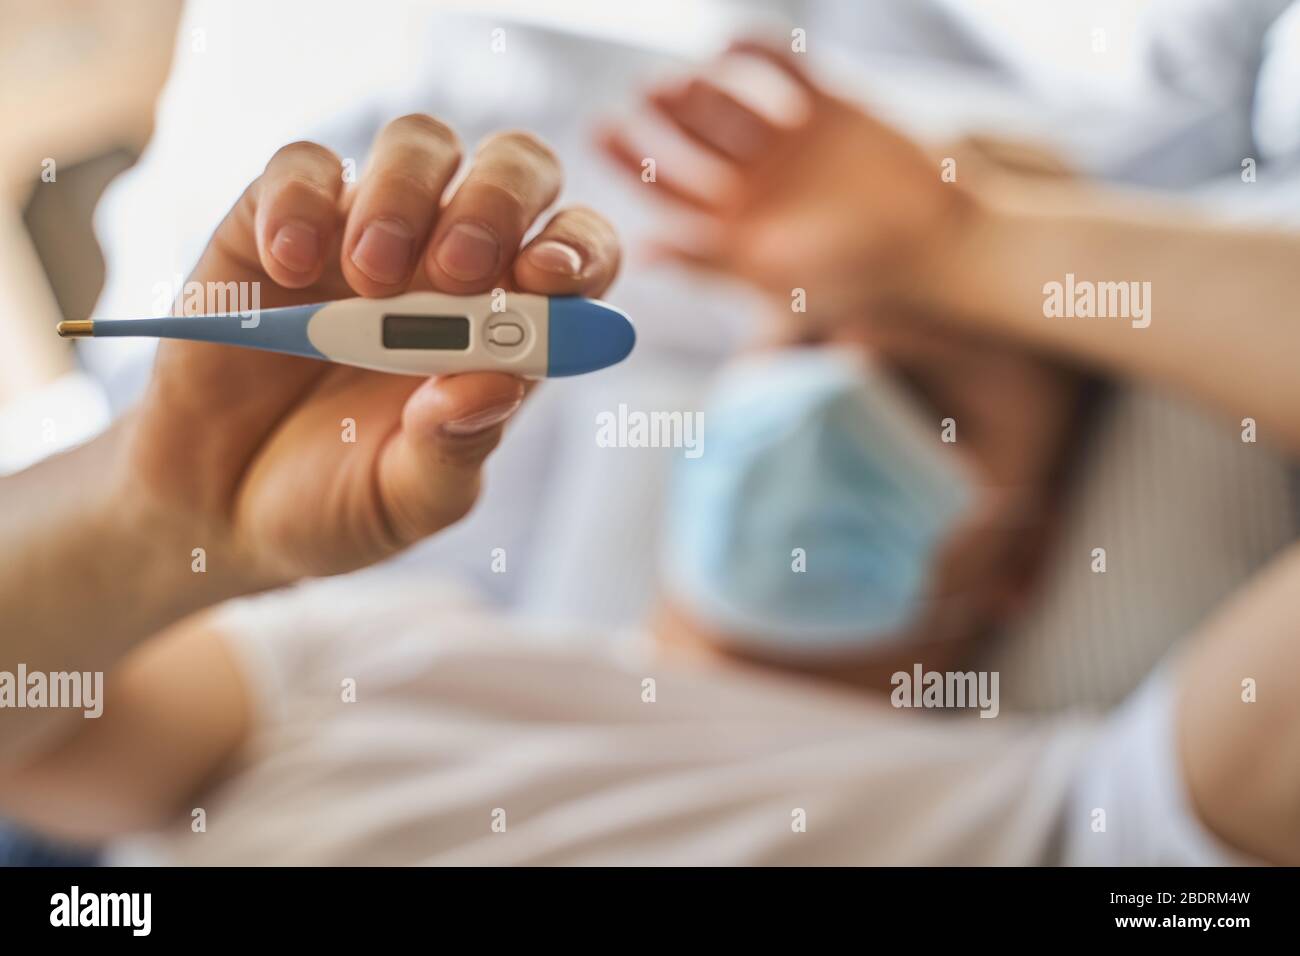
0, 865, 1287, 942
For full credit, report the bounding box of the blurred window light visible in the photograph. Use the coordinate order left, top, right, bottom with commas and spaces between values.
0, 372, 111, 475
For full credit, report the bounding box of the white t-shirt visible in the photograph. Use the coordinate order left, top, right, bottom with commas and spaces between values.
109, 572, 1242, 866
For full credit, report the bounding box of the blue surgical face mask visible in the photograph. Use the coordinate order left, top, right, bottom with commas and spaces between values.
660, 347, 974, 654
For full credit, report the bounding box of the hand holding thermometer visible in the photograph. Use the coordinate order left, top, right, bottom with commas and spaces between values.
56, 292, 635, 378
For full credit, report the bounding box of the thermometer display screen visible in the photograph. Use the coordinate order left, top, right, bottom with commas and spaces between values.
382, 314, 470, 350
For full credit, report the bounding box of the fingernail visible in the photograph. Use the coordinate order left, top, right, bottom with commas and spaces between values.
352, 218, 416, 285
442, 398, 523, 436
527, 239, 584, 278
436, 222, 500, 282
270, 219, 321, 274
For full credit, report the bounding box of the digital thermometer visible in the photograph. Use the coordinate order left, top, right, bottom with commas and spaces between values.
57, 292, 635, 378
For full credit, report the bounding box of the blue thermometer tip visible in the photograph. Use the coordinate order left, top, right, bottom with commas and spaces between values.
546, 297, 636, 376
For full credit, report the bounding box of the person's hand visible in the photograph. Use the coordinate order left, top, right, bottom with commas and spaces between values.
119, 115, 620, 587
600, 40, 968, 322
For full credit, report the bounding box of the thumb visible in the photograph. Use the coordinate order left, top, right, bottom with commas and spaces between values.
376, 372, 527, 545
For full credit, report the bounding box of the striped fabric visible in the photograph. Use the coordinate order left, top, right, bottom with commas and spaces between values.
977, 385, 1297, 712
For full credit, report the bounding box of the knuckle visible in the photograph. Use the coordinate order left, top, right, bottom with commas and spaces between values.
478, 129, 560, 171
369, 157, 449, 205
551, 205, 619, 255
385, 113, 462, 154
557, 204, 615, 236
450, 131, 565, 217
683, 76, 716, 101
382, 472, 481, 547
268, 173, 337, 211
267, 140, 340, 173
419, 471, 483, 528
437, 430, 503, 471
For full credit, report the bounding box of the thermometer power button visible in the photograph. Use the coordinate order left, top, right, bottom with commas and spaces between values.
486, 321, 525, 348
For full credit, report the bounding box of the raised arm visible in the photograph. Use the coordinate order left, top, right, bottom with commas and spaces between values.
603, 41, 1300, 452
917, 186, 1300, 452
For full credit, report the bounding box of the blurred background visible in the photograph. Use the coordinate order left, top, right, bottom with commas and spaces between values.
9, 0, 1300, 864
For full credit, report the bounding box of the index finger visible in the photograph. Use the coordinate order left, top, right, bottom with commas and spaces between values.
251, 141, 346, 289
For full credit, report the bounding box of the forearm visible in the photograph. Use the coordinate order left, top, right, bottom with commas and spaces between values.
0, 613, 250, 841
915, 187, 1300, 452
0, 417, 254, 760
1175, 542, 1300, 865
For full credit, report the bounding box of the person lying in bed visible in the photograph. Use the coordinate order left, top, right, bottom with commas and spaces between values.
3, 47, 1298, 863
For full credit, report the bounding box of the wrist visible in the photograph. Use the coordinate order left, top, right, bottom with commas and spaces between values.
888, 190, 1016, 332
102, 414, 274, 615
0, 415, 268, 729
